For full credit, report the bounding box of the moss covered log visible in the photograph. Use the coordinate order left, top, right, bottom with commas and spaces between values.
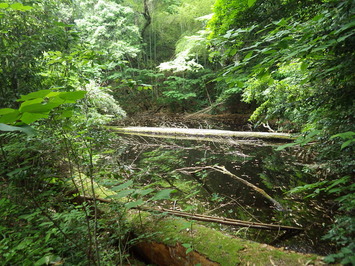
129, 211, 324, 266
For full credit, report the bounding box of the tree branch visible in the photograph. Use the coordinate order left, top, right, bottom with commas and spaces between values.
176, 165, 286, 211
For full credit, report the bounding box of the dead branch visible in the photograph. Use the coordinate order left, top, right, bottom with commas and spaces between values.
176, 165, 285, 211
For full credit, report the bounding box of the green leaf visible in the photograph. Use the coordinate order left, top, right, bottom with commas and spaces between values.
243, 51, 254, 61
125, 199, 144, 209
0, 110, 20, 124
0, 123, 36, 135
19, 98, 44, 111
135, 188, 154, 197
330, 131, 355, 140
34, 255, 61, 266
275, 142, 298, 151
113, 189, 135, 198
0, 3, 9, 9
57, 110, 73, 119
48, 96, 66, 105
19, 102, 61, 113
248, 0, 257, 7
151, 189, 175, 201
325, 176, 350, 193
111, 180, 133, 191
0, 108, 16, 115
59, 91, 87, 101
17, 90, 51, 102
273, 18, 287, 26
10, 3, 33, 11
341, 139, 355, 150
45, 91, 61, 98
20, 112, 49, 124
300, 62, 308, 72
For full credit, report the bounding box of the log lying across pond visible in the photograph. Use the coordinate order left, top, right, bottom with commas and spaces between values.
108, 126, 294, 141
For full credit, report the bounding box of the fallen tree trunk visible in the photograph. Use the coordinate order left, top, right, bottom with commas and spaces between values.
137, 206, 302, 232
108, 126, 294, 141
130, 214, 321, 266
81, 196, 300, 232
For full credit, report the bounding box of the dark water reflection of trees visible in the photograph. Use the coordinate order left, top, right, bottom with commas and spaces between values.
115, 134, 336, 255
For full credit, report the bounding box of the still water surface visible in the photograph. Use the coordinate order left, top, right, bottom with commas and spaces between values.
115, 132, 335, 255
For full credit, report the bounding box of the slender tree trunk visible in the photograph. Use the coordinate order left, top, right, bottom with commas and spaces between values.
141, 0, 151, 39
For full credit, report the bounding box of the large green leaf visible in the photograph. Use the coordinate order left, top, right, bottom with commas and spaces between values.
0, 108, 17, 115
330, 131, 355, 140
19, 98, 44, 112
10, 3, 33, 11
20, 112, 49, 124
0, 123, 36, 136
111, 180, 133, 191
59, 91, 87, 101
135, 188, 154, 197
125, 199, 144, 209
17, 90, 52, 102
0, 110, 20, 124
19, 102, 62, 113
151, 189, 175, 201
0, 3, 9, 9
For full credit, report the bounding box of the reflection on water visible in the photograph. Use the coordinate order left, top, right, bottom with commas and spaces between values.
115, 134, 336, 255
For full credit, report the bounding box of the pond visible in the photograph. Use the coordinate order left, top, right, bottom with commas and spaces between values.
111, 128, 336, 256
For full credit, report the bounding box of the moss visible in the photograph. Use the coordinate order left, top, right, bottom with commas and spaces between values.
129, 211, 323, 265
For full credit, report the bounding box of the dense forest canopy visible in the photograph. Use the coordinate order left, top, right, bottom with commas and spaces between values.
0, 0, 354, 265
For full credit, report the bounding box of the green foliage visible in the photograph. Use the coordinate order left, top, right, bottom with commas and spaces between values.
111, 66, 216, 113
0, 89, 87, 133
330, 131, 355, 150
0, 0, 75, 106
124, 0, 214, 64
209, 0, 354, 133
207, 0, 354, 262
0, 128, 90, 264
0, 0, 141, 265
288, 175, 355, 264
75, 0, 141, 62
208, 0, 249, 39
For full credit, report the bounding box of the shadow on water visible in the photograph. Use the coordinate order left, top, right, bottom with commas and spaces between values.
115, 133, 337, 256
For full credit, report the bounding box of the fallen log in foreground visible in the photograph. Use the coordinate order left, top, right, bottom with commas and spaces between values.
81, 196, 302, 232
108, 126, 294, 141
137, 206, 303, 232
